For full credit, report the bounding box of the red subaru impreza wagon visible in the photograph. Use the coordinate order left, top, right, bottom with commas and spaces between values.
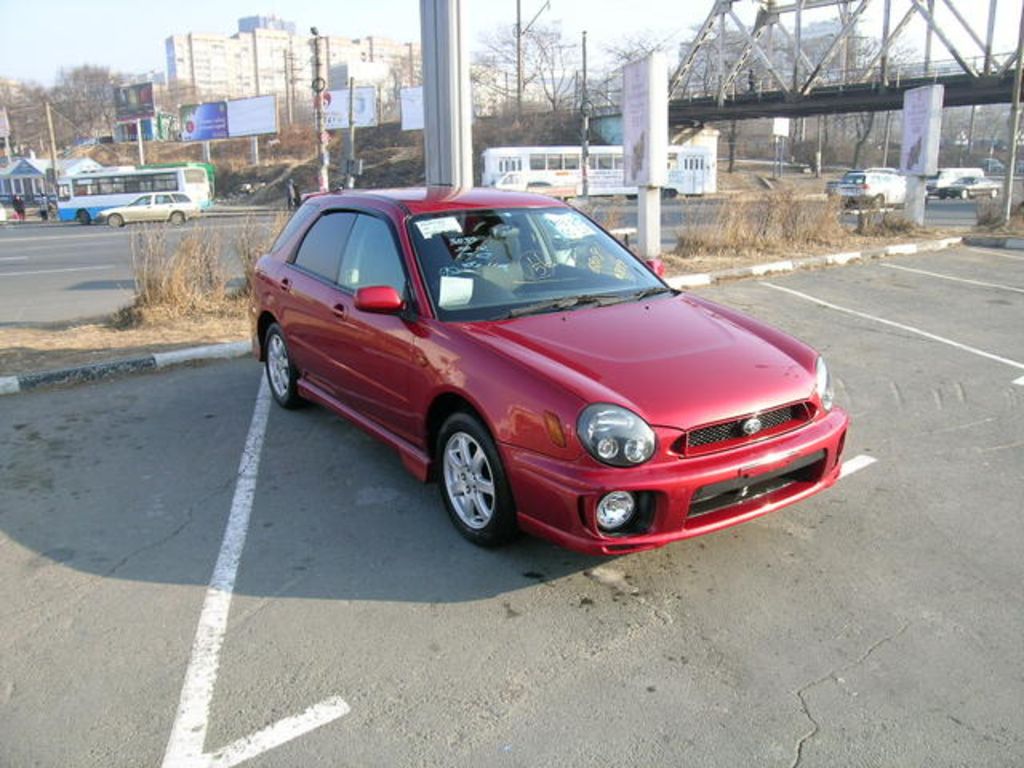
252, 187, 848, 555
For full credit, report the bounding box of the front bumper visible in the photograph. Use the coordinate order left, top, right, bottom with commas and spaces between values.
503, 408, 849, 556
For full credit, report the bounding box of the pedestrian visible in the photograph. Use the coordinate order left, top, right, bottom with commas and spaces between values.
12, 194, 25, 222
287, 178, 298, 210
748, 69, 756, 94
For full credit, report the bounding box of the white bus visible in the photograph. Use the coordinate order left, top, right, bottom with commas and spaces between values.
57, 164, 215, 224
481, 144, 717, 198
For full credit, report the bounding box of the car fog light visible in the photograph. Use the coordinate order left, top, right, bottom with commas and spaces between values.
596, 437, 619, 460
597, 491, 636, 531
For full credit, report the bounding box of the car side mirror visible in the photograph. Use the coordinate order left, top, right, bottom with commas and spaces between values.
645, 258, 666, 278
355, 285, 405, 314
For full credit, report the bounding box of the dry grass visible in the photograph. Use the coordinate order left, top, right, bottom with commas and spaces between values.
675, 191, 847, 256
234, 212, 288, 297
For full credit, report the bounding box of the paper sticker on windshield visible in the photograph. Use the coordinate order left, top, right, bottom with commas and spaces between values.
543, 212, 592, 240
416, 216, 462, 239
439, 275, 474, 308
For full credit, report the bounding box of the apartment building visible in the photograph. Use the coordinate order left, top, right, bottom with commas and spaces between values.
164, 17, 419, 107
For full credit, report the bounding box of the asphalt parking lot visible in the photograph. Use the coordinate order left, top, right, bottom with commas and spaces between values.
1, 244, 1022, 767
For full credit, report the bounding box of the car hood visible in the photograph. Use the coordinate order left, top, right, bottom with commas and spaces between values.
460, 294, 815, 428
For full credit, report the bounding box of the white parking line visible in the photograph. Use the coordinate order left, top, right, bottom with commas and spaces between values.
0, 264, 116, 278
0, 256, 28, 262
839, 454, 877, 479
162, 377, 349, 768
965, 246, 1024, 262
881, 263, 1024, 294
760, 282, 1024, 386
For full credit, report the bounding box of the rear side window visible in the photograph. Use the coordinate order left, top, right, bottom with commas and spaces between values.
292, 211, 356, 282
338, 214, 406, 293
172, 193, 191, 203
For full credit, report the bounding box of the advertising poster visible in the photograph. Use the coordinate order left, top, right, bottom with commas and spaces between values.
180, 102, 229, 142
115, 83, 156, 121
325, 87, 379, 129
400, 87, 424, 131
900, 84, 943, 176
226, 95, 277, 137
622, 53, 667, 188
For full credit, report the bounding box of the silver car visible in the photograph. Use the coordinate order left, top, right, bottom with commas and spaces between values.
95, 193, 201, 227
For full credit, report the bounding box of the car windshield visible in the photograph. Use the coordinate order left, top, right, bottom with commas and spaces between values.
408, 207, 670, 321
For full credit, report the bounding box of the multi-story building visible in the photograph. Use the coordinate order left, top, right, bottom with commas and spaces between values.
164, 17, 420, 114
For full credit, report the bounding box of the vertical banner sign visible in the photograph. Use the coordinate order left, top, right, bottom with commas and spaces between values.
900, 84, 943, 175
622, 53, 668, 188
400, 87, 424, 131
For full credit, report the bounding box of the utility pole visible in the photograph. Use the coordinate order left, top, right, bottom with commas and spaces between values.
345, 77, 357, 189
311, 27, 329, 192
515, 0, 550, 119
1002, 2, 1024, 224
44, 101, 59, 210
284, 49, 294, 126
580, 30, 590, 200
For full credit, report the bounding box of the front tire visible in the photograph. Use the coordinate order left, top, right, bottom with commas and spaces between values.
107, 213, 124, 228
437, 412, 518, 547
264, 323, 303, 409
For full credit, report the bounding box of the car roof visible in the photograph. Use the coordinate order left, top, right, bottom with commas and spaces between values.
303, 186, 566, 215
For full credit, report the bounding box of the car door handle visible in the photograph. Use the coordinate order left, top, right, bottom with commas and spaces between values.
279, 278, 292, 292
331, 303, 347, 318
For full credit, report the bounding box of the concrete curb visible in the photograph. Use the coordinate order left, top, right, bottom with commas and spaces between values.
0, 340, 251, 397
665, 236, 964, 290
962, 235, 1024, 251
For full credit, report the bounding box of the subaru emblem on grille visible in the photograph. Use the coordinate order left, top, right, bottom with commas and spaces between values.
741, 416, 764, 436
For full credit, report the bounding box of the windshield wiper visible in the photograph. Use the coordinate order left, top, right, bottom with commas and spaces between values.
505, 292, 628, 318
630, 286, 676, 300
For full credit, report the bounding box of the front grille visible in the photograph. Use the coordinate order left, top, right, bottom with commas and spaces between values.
682, 402, 811, 455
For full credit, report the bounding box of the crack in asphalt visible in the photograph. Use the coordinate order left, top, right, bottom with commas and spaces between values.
789, 622, 911, 768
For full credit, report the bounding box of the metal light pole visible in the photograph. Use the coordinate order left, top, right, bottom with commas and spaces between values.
515, 0, 550, 118
311, 27, 329, 193
1002, 2, 1024, 224
345, 76, 356, 189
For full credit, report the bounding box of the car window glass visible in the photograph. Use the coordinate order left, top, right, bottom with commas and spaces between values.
130, 195, 151, 207
272, 203, 319, 253
172, 193, 191, 203
156, 194, 173, 205
292, 211, 355, 282
338, 214, 406, 293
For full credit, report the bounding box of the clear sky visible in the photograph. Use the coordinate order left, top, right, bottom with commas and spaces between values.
1, 0, 1021, 86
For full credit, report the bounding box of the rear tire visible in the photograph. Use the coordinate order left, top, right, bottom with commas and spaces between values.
264, 323, 303, 409
437, 412, 518, 548
169, 210, 186, 225
76, 209, 90, 225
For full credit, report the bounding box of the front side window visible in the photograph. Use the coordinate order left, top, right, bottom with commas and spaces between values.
409, 207, 668, 321
129, 195, 152, 207
338, 214, 407, 293
292, 211, 355, 282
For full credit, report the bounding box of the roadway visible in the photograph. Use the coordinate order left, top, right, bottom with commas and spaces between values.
2, 243, 1021, 765
0, 199, 980, 326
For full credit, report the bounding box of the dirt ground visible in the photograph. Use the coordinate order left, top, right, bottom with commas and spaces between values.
0, 314, 250, 377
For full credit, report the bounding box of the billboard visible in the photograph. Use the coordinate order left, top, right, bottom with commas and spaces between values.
901, 84, 943, 176
324, 87, 378, 129
226, 95, 277, 137
400, 87, 424, 131
622, 53, 667, 187
180, 102, 229, 142
115, 82, 156, 121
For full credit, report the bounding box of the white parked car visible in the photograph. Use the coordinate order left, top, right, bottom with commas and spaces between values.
94, 193, 201, 227
834, 170, 906, 207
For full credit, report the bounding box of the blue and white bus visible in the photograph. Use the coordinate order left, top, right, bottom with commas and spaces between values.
57, 164, 215, 223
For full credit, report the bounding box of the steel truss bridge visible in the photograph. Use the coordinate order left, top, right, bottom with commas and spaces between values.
660, 0, 1019, 125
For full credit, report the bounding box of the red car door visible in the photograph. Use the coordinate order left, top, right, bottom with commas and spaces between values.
277, 211, 355, 398
328, 212, 424, 443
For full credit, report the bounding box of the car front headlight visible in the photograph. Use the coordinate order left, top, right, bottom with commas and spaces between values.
815, 356, 834, 412
577, 404, 656, 467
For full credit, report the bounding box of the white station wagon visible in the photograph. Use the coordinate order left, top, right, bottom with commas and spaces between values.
94, 193, 201, 227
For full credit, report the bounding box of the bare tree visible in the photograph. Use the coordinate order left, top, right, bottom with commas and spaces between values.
850, 111, 876, 168
50, 65, 120, 141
